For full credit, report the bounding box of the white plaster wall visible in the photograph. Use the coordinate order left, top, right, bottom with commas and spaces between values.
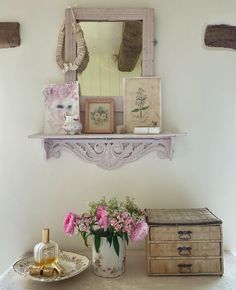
0, 0, 236, 273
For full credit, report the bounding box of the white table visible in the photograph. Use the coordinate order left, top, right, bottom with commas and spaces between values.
1, 251, 236, 290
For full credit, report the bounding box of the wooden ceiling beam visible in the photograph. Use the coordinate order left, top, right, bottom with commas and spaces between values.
118, 21, 142, 72
205, 24, 236, 50
0, 22, 20, 48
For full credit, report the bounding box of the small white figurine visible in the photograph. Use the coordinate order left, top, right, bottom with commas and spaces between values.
63, 113, 82, 135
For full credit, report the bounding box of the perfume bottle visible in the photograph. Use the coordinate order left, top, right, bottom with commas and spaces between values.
34, 228, 58, 266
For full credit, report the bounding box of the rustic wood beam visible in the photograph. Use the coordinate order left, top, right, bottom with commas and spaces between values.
118, 21, 142, 72
0, 22, 20, 48
204, 24, 236, 50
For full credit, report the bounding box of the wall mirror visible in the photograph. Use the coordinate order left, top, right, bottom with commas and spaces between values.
78, 21, 142, 97
64, 8, 154, 126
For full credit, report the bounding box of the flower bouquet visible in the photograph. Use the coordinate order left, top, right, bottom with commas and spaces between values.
64, 197, 148, 277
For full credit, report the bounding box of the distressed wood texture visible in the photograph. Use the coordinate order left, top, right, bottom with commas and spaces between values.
118, 21, 142, 72
145, 208, 223, 276
204, 24, 236, 49
146, 208, 222, 225
150, 225, 221, 241
0, 22, 20, 48
65, 8, 154, 82
149, 242, 221, 257
150, 258, 221, 275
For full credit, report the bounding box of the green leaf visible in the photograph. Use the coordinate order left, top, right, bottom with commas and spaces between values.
113, 235, 120, 257
94, 235, 101, 253
84, 233, 90, 248
81, 232, 86, 244
131, 108, 140, 113
141, 106, 150, 111
81, 232, 89, 248
107, 235, 112, 247
124, 232, 129, 245
117, 232, 123, 239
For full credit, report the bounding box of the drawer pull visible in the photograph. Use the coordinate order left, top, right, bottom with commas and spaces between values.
178, 230, 192, 240
177, 246, 192, 256
178, 263, 192, 273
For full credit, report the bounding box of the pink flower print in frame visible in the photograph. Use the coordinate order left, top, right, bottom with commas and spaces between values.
43, 81, 80, 134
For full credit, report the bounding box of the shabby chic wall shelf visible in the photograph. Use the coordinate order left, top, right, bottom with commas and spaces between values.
29, 133, 186, 170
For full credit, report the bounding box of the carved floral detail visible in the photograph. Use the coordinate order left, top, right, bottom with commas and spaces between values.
43, 138, 173, 169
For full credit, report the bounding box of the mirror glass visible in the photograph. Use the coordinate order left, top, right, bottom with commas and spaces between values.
78, 22, 142, 97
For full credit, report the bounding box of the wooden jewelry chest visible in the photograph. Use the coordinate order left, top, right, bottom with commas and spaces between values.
145, 208, 223, 276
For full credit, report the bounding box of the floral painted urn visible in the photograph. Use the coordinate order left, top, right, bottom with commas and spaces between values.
92, 236, 126, 277
64, 197, 149, 278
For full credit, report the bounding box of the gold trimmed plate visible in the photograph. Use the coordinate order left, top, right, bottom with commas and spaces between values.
13, 250, 90, 282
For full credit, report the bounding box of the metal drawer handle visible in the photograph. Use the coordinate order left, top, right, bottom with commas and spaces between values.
178, 230, 192, 240
178, 263, 192, 273
177, 246, 192, 256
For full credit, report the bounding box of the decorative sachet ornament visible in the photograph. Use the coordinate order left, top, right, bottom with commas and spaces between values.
56, 7, 89, 74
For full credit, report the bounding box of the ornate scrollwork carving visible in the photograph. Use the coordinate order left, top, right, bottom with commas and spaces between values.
43, 137, 173, 169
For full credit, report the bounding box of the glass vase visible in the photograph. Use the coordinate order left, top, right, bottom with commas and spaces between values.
92, 236, 126, 277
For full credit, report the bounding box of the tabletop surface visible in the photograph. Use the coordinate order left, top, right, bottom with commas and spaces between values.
0, 250, 235, 290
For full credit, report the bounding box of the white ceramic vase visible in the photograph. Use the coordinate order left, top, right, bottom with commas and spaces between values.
92, 236, 126, 277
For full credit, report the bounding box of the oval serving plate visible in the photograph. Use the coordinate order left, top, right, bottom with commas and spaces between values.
13, 250, 90, 282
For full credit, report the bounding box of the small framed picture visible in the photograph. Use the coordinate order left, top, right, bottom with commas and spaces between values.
124, 77, 161, 133
85, 98, 115, 133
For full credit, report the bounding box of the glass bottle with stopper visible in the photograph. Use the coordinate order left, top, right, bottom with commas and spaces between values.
34, 228, 58, 266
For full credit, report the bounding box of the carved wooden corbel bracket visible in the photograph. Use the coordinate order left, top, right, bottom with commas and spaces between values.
29, 133, 185, 170
43, 137, 173, 169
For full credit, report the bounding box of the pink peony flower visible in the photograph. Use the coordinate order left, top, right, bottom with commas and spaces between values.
64, 212, 77, 235
96, 206, 110, 230
130, 221, 149, 242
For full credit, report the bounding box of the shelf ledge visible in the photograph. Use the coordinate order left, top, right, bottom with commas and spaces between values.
29, 132, 186, 169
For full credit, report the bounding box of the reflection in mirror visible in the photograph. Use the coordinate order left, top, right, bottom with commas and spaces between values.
78, 22, 142, 97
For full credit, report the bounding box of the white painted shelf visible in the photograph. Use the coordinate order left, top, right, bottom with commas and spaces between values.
29, 132, 186, 169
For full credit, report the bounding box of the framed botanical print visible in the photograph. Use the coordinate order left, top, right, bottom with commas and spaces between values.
124, 77, 161, 133
85, 98, 115, 133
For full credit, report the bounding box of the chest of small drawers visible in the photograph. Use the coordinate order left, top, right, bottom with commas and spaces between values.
145, 208, 223, 276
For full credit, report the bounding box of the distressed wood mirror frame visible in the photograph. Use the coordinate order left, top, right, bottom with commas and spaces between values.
64, 8, 154, 129
64, 8, 154, 81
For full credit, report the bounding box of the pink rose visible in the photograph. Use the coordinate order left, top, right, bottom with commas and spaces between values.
96, 206, 110, 230
64, 212, 77, 235
130, 221, 149, 242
